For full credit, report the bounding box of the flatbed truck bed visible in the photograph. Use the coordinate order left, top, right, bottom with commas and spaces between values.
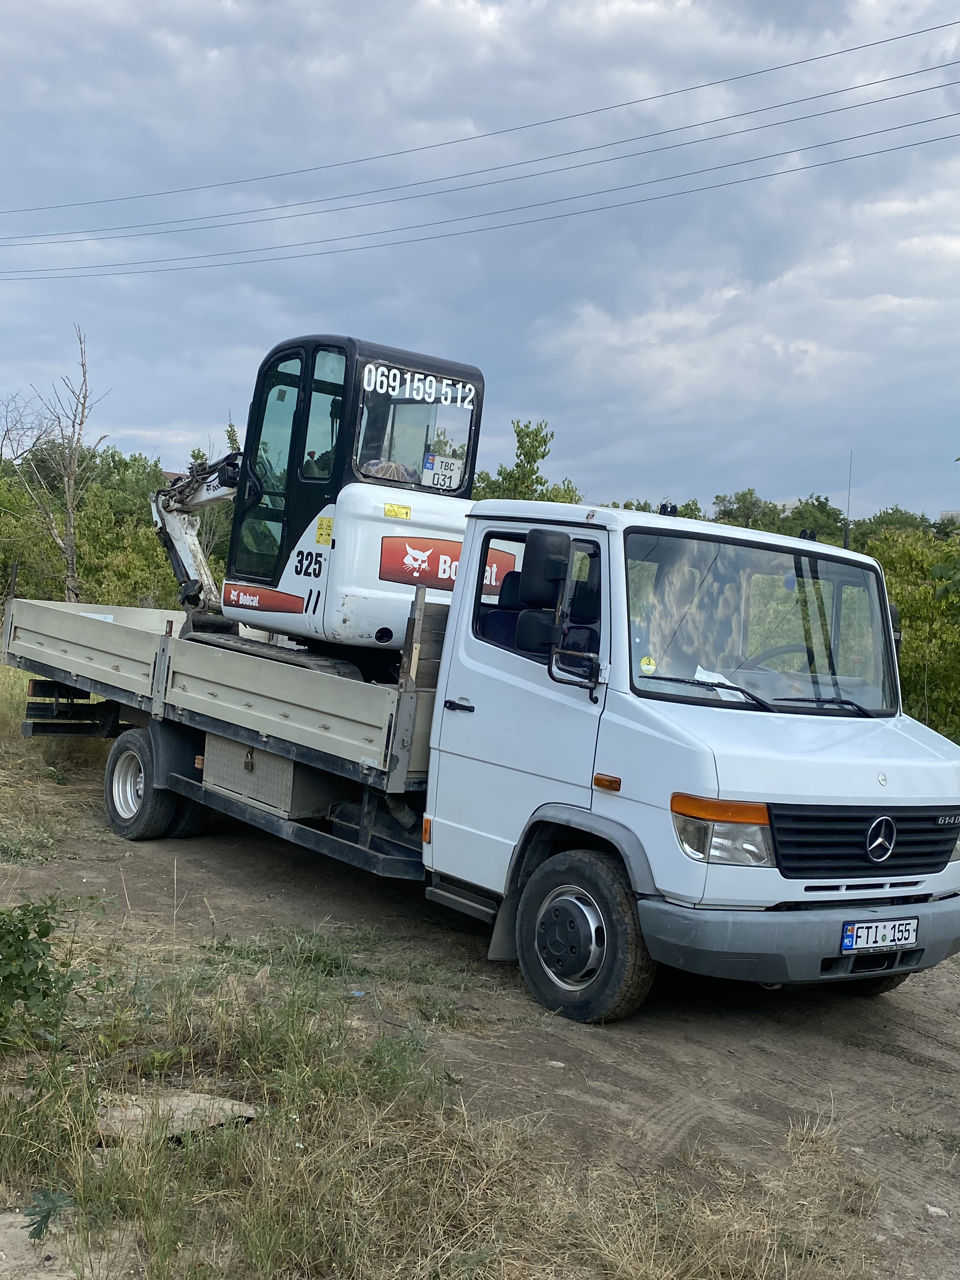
2, 596, 442, 880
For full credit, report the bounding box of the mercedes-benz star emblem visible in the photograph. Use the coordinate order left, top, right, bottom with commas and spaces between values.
866, 816, 897, 863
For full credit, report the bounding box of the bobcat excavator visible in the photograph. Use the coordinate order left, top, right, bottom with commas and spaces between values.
151, 335, 485, 678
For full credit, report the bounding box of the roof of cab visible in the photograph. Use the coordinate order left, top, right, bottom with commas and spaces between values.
467, 499, 880, 568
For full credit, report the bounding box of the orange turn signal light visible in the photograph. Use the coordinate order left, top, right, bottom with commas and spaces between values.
670, 794, 770, 825
593, 773, 622, 792
422, 817, 432, 844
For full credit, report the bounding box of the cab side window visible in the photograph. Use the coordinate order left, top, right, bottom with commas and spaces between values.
473, 533, 525, 649
473, 531, 602, 666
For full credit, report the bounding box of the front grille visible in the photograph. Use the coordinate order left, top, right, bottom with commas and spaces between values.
768, 804, 960, 879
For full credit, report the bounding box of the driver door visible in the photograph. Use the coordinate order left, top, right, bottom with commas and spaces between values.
229, 351, 303, 584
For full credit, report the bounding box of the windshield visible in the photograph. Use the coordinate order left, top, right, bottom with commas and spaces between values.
355, 360, 476, 493
625, 530, 897, 714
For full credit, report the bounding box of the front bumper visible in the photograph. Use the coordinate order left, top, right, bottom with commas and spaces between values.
636, 894, 960, 984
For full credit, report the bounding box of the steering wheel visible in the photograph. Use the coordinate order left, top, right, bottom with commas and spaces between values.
739, 643, 815, 671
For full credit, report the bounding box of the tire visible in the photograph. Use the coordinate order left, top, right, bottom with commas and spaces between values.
515, 849, 656, 1023
844, 972, 912, 997
166, 798, 209, 840
104, 728, 177, 840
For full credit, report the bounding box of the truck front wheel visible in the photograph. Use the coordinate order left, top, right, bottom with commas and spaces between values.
515, 849, 656, 1023
104, 728, 177, 840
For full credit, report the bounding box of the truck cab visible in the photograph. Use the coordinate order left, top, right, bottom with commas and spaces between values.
426, 502, 960, 1020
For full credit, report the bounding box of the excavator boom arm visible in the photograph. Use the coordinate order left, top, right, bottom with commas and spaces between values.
151, 452, 240, 610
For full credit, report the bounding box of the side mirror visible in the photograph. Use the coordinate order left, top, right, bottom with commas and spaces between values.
889, 602, 902, 661
519, 529, 570, 609
515, 609, 560, 657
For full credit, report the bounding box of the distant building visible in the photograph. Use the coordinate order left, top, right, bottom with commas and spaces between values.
939, 511, 960, 524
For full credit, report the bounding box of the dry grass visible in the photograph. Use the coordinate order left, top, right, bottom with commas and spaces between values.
0, 665, 27, 740
0, 664, 109, 861
0, 920, 877, 1280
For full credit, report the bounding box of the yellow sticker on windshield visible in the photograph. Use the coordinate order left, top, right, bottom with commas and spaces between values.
640, 655, 657, 675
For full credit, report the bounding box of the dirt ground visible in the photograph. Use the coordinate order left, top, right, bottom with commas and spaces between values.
4, 818, 960, 1280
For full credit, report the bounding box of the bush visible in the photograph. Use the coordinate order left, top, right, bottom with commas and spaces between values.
868, 528, 960, 741
0, 896, 73, 1035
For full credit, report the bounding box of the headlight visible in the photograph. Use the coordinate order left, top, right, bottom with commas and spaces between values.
671, 795, 775, 868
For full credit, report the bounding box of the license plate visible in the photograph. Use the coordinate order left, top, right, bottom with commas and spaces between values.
841, 917, 918, 953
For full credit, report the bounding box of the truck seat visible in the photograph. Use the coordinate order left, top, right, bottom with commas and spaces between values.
478, 571, 525, 647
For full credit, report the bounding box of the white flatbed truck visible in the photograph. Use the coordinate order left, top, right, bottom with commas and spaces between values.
5, 501, 960, 1021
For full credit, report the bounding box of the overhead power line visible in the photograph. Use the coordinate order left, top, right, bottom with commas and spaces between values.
5, 64, 960, 249
1, 16, 958, 218
4, 120, 957, 281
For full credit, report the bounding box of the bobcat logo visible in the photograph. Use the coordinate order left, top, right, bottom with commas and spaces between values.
403, 543, 433, 577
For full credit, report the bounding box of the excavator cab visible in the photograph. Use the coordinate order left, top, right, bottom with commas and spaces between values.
218, 335, 484, 653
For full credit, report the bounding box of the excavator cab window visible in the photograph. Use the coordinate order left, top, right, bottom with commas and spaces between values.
354, 361, 476, 493
302, 350, 346, 481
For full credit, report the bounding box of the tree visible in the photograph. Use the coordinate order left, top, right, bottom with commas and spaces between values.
869, 527, 960, 742
848, 506, 933, 554
779, 494, 846, 544
676, 498, 705, 520
712, 488, 782, 531
0, 329, 104, 602
473, 420, 581, 504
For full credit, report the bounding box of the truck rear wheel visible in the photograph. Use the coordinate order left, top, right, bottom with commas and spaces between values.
515, 849, 656, 1023
104, 728, 176, 840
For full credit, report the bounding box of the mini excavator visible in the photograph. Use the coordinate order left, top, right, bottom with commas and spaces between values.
151, 335, 484, 677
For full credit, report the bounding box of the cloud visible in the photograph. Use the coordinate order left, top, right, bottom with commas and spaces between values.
1, 0, 960, 523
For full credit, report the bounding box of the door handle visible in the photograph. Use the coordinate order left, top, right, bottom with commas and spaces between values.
443, 699, 475, 713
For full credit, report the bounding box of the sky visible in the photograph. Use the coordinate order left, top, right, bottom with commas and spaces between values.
2, 0, 960, 520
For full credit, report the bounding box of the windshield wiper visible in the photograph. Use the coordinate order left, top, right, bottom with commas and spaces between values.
774, 695, 875, 717
644, 675, 776, 711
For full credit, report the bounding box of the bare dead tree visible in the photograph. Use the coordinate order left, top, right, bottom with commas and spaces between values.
0, 328, 106, 602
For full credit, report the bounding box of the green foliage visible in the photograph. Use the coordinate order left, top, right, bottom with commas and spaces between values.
87, 447, 166, 523
0, 897, 73, 1033
0, 467, 63, 598
848, 506, 936, 554
473, 420, 581, 504
868, 528, 960, 741
23, 1187, 73, 1241
609, 498, 655, 511
713, 488, 783, 531
779, 494, 846, 544
676, 498, 705, 520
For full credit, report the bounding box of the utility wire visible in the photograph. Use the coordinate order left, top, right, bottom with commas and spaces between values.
4, 56, 958, 244
6, 129, 958, 282
2, 16, 958, 217
6, 115, 957, 278
6, 66, 960, 249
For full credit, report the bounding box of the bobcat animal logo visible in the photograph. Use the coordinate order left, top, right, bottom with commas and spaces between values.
403, 544, 433, 577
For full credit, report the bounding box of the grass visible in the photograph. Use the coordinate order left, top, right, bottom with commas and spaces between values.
0, 915, 877, 1280
0, 664, 28, 740
0, 664, 110, 862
